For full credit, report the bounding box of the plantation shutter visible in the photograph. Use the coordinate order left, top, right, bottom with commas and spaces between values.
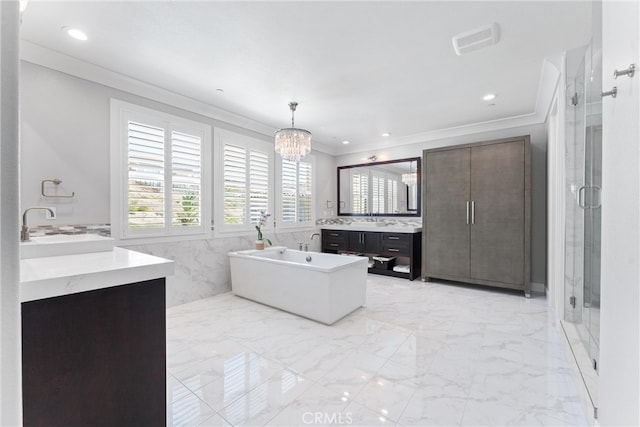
280, 158, 313, 224
387, 178, 398, 213
352, 172, 368, 214
249, 151, 269, 225
114, 100, 210, 241
297, 160, 312, 222
127, 121, 165, 229
372, 174, 385, 214
281, 159, 297, 223
171, 131, 202, 227
223, 144, 247, 225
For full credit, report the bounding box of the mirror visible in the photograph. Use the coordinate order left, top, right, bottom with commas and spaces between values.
338, 157, 421, 216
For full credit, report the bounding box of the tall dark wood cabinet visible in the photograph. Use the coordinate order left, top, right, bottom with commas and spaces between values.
422, 136, 531, 296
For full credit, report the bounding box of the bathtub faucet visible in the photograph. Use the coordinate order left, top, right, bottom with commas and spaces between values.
309, 232, 320, 241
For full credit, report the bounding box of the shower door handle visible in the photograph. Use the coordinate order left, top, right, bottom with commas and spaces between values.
591, 185, 602, 208
578, 185, 588, 209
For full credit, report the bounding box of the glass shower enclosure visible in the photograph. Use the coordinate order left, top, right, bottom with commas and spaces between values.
564, 34, 602, 410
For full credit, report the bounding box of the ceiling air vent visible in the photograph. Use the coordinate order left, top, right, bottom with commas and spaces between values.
452, 23, 499, 56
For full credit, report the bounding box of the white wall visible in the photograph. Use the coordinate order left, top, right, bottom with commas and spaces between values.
1, 2, 22, 424
335, 124, 548, 286
598, 0, 640, 424
20, 61, 335, 306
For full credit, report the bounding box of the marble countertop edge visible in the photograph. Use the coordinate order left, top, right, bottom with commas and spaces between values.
20, 247, 174, 303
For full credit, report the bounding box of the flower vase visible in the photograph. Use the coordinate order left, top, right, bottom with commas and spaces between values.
255, 240, 265, 250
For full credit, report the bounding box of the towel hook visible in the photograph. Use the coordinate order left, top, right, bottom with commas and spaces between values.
601, 86, 617, 98
614, 64, 635, 79
41, 179, 75, 198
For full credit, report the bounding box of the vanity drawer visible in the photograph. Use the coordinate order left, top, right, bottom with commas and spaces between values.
324, 230, 346, 240
322, 230, 347, 251
381, 233, 411, 245
381, 242, 410, 256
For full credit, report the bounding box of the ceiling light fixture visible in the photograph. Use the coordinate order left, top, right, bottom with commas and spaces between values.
368, 155, 377, 162
63, 26, 88, 41
342, 140, 350, 145
274, 102, 312, 162
402, 161, 417, 185
483, 93, 496, 101
402, 173, 417, 186
62, 27, 89, 42
382, 132, 391, 137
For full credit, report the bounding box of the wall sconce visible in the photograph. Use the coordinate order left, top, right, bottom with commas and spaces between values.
368, 155, 377, 162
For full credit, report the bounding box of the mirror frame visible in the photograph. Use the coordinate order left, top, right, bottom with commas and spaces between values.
337, 157, 421, 217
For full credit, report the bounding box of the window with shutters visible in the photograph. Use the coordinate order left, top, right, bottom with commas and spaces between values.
371, 174, 385, 214
387, 178, 398, 213
214, 128, 274, 235
351, 172, 369, 214
277, 156, 315, 228
111, 100, 211, 242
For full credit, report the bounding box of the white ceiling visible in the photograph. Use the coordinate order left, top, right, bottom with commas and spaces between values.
20, 1, 592, 155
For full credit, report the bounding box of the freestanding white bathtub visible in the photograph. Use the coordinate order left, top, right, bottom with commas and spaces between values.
228, 247, 368, 325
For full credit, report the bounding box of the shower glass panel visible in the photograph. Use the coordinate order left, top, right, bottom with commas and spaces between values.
564, 36, 602, 394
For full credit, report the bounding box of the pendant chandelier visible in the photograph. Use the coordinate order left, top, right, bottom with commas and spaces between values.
274, 102, 312, 162
402, 173, 417, 186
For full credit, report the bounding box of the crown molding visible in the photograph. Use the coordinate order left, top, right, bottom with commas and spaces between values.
336, 58, 561, 156
21, 41, 558, 159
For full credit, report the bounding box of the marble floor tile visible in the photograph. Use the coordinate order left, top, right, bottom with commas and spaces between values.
167, 387, 218, 427
216, 368, 313, 426
353, 375, 416, 423
265, 383, 350, 426
167, 275, 590, 426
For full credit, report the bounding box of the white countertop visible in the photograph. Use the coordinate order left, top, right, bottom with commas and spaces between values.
321, 224, 422, 233
20, 247, 174, 303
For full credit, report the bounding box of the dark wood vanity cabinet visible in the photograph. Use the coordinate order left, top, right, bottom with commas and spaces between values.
22, 278, 166, 426
322, 230, 347, 252
322, 229, 422, 280
348, 231, 381, 254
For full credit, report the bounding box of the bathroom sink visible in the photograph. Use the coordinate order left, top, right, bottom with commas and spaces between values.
20, 234, 115, 259
350, 222, 387, 228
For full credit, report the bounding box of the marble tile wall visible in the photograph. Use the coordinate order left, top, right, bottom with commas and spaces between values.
28, 224, 323, 307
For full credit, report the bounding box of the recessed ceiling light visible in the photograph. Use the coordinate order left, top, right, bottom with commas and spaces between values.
382, 132, 391, 137
342, 140, 350, 145
483, 93, 496, 101
62, 27, 88, 41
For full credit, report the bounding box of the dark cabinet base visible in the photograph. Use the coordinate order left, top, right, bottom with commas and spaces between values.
322, 229, 422, 280
22, 278, 166, 427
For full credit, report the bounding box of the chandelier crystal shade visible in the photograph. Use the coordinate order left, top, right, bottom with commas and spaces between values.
402, 172, 417, 186
274, 102, 312, 161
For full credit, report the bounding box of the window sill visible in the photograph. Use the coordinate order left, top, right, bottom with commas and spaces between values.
114, 232, 211, 247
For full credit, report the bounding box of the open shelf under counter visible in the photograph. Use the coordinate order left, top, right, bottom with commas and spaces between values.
321, 226, 422, 281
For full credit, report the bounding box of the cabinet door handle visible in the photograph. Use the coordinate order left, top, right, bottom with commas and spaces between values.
362, 234, 366, 245
388, 236, 400, 240
329, 233, 339, 237
388, 248, 400, 252
471, 201, 475, 224
329, 243, 339, 247
466, 201, 469, 225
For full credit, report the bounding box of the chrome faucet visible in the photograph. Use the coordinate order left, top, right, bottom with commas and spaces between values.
21, 207, 54, 242
309, 232, 320, 241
